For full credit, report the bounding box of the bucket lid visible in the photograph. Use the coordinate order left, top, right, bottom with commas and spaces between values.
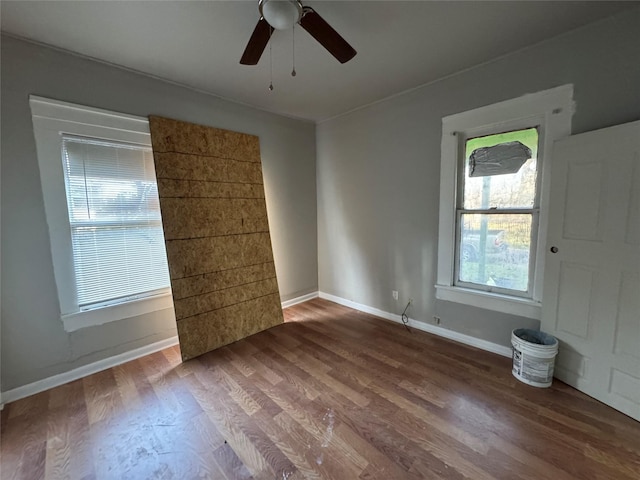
513, 328, 557, 346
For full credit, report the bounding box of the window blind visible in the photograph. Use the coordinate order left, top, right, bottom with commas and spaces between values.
62, 135, 170, 308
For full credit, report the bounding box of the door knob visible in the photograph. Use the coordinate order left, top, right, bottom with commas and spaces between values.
550, 246, 559, 253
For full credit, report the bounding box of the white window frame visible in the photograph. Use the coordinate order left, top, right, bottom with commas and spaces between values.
435, 85, 574, 320
30, 96, 172, 332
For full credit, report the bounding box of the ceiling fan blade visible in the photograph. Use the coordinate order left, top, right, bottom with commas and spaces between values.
299, 7, 356, 64
240, 17, 272, 65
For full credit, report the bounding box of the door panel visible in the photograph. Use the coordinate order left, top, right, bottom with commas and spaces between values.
563, 161, 605, 241
625, 162, 640, 245
555, 262, 596, 339
543, 120, 640, 421
614, 271, 640, 359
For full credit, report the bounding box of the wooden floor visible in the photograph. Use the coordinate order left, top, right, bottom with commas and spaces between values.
2, 299, 639, 479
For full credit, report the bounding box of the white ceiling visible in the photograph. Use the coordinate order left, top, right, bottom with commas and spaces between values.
1, 1, 634, 122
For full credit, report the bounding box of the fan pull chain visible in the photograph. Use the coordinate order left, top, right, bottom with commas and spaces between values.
291, 24, 296, 77
268, 27, 274, 91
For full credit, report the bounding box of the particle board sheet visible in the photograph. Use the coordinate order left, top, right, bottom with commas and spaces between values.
149, 116, 283, 360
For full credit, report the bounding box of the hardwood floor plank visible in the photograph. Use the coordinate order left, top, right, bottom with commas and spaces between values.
1, 423, 46, 480
374, 382, 489, 456
253, 348, 322, 401
486, 434, 583, 480
298, 359, 370, 408
213, 366, 263, 416
293, 350, 333, 376
236, 347, 285, 386
390, 406, 495, 480
273, 410, 365, 479
111, 363, 144, 413
583, 442, 640, 480
3, 298, 639, 479
190, 358, 287, 478
250, 408, 323, 480
243, 369, 372, 477
82, 370, 123, 426
43, 428, 69, 480
328, 397, 414, 472
218, 362, 283, 419
220, 346, 258, 377
332, 421, 415, 480
264, 325, 302, 350
398, 378, 449, 409
406, 459, 452, 480
6, 390, 49, 421
213, 441, 255, 480
1, 390, 50, 480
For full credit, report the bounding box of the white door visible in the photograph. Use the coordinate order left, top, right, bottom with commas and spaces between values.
542, 120, 640, 421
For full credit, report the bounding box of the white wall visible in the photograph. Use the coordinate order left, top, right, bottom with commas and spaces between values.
317, 8, 640, 347
1, 35, 318, 392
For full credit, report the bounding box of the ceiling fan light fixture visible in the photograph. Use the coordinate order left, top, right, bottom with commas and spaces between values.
259, 0, 302, 30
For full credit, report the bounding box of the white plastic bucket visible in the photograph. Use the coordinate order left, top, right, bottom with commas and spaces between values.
511, 328, 559, 388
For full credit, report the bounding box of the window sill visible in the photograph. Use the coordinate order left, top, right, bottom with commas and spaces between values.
435, 284, 541, 320
61, 290, 174, 332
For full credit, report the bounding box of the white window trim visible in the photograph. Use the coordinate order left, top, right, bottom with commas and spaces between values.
30, 96, 172, 332
435, 85, 574, 320
61, 291, 174, 332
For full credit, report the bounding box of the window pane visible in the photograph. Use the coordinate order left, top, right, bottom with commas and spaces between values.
64, 139, 160, 224
71, 225, 170, 305
62, 136, 170, 307
458, 214, 532, 292
463, 128, 538, 209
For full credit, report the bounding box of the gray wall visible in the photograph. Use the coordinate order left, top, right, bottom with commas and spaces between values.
1, 36, 317, 392
317, 9, 640, 347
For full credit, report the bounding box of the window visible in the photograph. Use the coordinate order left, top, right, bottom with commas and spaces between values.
457, 128, 538, 296
31, 96, 172, 331
62, 136, 169, 307
436, 86, 574, 319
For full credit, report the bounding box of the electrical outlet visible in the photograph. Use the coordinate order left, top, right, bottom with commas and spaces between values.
408, 297, 414, 304
392, 290, 399, 300
433, 315, 441, 325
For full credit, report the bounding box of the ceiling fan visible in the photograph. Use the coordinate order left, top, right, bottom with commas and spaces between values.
240, 0, 357, 66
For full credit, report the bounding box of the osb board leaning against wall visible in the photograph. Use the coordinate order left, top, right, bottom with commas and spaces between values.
149, 116, 283, 361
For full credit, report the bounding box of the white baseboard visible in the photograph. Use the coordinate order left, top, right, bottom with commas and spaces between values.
1, 291, 511, 407
1, 335, 179, 406
0, 291, 319, 407
0, 291, 321, 407
281, 291, 319, 309
318, 291, 512, 358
